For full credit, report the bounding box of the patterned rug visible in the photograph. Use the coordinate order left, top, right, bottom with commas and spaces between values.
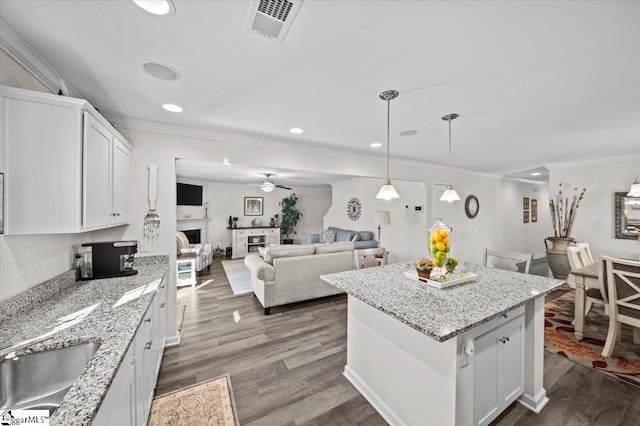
148, 375, 239, 426
545, 291, 640, 388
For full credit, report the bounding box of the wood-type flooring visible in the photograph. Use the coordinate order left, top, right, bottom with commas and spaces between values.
155, 258, 640, 425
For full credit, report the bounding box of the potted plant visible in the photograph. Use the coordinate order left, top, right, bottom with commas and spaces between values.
445, 257, 458, 273
413, 258, 435, 279
280, 193, 301, 244
546, 183, 587, 278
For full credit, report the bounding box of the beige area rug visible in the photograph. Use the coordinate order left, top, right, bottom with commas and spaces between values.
221, 260, 252, 295
148, 375, 239, 426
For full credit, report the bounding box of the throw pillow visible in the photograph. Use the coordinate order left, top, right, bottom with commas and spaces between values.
349, 233, 360, 242
320, 229, 336, 243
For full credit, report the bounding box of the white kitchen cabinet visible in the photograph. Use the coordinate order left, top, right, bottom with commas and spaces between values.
94, 275, 167, 426
92, 345, 136, 426
0, 85, 131, 234
231, 227, 280, 258
474, 312, 525, 426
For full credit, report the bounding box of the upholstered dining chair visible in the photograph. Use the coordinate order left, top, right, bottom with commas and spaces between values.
576, 242, 595, 265
483, 248, 533, 274
354, 247, 386, 270
601, 256, 640, 357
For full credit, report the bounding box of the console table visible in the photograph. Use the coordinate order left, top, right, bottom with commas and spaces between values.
230, 227, 280, 259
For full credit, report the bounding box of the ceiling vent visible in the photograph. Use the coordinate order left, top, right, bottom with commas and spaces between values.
246, 0, 303, 42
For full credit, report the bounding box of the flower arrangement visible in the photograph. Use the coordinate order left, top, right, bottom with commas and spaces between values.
549, 183, 586, 238
414, 258, 436, 272
445, 257, 458, 272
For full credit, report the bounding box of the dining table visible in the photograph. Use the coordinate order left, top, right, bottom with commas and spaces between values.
571, 261, 600, 340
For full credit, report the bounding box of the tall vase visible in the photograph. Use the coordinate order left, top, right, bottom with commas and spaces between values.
545, 236, 575, 279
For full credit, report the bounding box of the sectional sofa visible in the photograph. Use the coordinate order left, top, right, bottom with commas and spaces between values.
307, 226, 378, 249
244, 241, 355, 314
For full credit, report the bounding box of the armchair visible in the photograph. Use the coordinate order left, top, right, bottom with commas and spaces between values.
176, 231, 212, 272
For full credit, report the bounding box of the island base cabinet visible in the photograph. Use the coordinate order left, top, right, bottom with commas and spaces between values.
342, 297, 541, 426
473, 314, 525, 426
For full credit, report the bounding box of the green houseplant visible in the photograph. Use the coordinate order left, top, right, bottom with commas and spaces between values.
280, 193, 302, 244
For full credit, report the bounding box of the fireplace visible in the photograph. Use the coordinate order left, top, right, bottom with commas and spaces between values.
182, 229, 201, 244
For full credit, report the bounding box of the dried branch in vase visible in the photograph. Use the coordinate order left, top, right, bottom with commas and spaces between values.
549, 183, 586, 238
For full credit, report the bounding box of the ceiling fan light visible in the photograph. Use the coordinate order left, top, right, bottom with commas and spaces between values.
260, 182, 275, 192
440, 188, 461, 202
376, 183, 400, 200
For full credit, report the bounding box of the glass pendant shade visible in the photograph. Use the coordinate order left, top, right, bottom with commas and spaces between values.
440, 187, 461, 202
377, 182, 400, 200
628, 176, 640, 197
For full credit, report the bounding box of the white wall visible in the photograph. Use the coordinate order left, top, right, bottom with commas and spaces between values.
550, 159, 639, 259
325, 177, 428, 263
181, 181, 331, 249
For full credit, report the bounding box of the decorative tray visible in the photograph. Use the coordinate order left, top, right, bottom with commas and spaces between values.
403, 270, 479, 289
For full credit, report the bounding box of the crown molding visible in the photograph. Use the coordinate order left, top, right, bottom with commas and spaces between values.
544, 152, 640, 171
0, 17, 79, 97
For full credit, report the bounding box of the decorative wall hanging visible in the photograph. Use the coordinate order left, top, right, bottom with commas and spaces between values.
244, 197, 263, 216
524, 211, 530, 223
143, 162, 160, 247
523, 197, 530, 210
532, 199, 538, 222
347, 198, 362, 221
464, 195, 479, 219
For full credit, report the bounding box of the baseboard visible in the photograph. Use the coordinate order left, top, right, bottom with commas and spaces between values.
165, 335, 181, 347
343, 365, 408, 426
517, 388, 549, 413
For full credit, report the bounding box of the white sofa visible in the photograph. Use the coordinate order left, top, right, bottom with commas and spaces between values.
176, 231, 212, 272
244, 242, 355, 314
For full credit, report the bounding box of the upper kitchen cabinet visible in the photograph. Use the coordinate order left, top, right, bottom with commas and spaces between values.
0, 86, 132, 234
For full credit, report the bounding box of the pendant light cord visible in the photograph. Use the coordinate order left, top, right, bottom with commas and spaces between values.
448, 118, 452, 187
386, 97, 390, 184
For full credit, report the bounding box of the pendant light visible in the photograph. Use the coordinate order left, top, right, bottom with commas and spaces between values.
627, 175, 640, 197
376, 90, 400, 200
440, 113, 461, 202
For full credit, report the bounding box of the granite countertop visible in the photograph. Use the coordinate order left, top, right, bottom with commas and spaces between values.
321, 262, 563, 342
0, 255, 169, 425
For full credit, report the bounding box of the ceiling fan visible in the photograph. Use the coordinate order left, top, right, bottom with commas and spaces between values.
250, 174, 292, 192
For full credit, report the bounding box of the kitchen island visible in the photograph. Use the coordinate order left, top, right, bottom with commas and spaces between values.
321, 262, 562, 426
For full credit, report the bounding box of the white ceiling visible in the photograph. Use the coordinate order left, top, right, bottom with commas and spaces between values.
2, 1, 639, 181
175, 158, 353, 188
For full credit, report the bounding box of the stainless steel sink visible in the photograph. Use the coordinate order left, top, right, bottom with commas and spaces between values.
0, 342, 99, 414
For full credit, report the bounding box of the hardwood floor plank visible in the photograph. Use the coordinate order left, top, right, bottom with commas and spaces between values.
154, 257, 640, 426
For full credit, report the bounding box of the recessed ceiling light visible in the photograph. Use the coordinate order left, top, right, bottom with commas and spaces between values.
143, 63, 180, 81
289, 127, 304, 134
531, 172, 541, 176
162, 103, 183, 112
133, 0, 175, 16
400, 130, 418, 136
370, 142, 382, 148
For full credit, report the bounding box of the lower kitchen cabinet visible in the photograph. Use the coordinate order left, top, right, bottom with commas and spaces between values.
93, 276, 167, 426
474, 311, 525, 426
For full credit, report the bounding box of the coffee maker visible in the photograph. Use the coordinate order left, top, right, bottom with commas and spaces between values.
75, 241, 138, 280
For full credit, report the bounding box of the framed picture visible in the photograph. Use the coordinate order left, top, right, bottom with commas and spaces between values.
531, 199, 538, 222
244, 196, 263, 216
523, 210, 530, 223
523, 197, 530, 210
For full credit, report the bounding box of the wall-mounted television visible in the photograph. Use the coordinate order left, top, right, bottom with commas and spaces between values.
177, 183, 203, 206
